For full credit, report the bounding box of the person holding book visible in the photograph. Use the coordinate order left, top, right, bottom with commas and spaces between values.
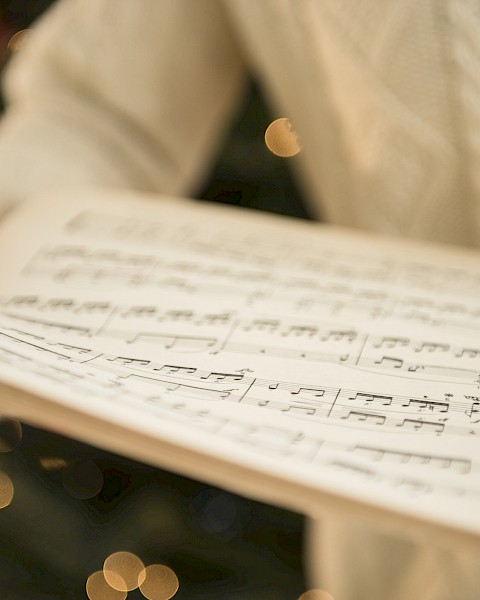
0, 2, 478, 599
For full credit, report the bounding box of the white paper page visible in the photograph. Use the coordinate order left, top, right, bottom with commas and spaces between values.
1, 188, 480, 540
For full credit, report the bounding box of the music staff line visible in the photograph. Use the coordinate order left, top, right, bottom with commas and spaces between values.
22, 232, 480, 309
58, 214, 480, 296
95, 361, 480, 436
4, 287, 480, 342
2, 325, 480, 436
0, 339, 477, 494
8, 291, 480, 341
3, 308, 480, 384
105, 357, 478, 419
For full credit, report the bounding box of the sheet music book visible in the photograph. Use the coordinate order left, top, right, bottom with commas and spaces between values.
1, 187, 480, 544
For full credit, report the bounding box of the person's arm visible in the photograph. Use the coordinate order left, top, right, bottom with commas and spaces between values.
0, 0, 247, 217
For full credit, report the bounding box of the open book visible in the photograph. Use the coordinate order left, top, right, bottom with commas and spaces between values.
1, 187, 480, 545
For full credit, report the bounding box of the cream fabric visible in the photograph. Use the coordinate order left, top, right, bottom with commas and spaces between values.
1, 0, 480, 246
0, 1, 480, 598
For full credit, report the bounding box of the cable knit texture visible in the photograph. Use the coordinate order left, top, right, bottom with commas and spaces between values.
225, 0, 476, 245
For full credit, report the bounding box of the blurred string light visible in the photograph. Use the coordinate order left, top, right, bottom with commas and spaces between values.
7, 29, 30, 53
0, 470, 14, 509
138, 564, 179, 600
297, 589, 335, 600
103, 551, 146, 592
38, 456, 69, 471
0, 419, 22, 452
86, 571, 127, 600
61, 458, 103, 499
88, 553, 180, 600
264, 117, 302, 157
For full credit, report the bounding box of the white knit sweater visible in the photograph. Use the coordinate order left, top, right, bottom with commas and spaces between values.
0, 2, 479, 599
1, 0, 480, 247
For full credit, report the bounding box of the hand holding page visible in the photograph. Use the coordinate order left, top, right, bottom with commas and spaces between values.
1, 187, 480, 545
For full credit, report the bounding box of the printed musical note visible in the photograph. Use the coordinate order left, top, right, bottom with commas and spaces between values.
401, 399, 449, 413
466, 400, 480, 422
281, 324, 319, 337
373, 356, 404, 369
120, 306, 158, 318
455, 348, 479, 359
200, 371, 245, 383
154, 365, 198, 376
321, 329, 357, 343
397, 419, 445, 433
243, 318, 280, 332
127, 333, 217, 351
281, 404, 318, 416
414, 342, 450, 353
291, 387, 326, 398
106, 356, 151, 367
373, 336, 410, 349
347, 392, 393, 406
343, 411, 387, 425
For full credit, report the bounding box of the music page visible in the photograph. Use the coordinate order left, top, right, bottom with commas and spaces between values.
1, 188, 480, 540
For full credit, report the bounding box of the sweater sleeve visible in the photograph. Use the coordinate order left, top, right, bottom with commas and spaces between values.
0, 0, 247, 217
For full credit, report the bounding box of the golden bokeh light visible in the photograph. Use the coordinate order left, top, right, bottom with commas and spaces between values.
7, 29, 30, 52
39, 456, 69, 471
61, 459, 103, 499
138, 564, 179, 600
297, 589, 335, 600
0, 419, 22, 452
86, 570, 127, 600
0, 471, 14, 509
264, 117, 302, 157
103, 552, 146, 592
